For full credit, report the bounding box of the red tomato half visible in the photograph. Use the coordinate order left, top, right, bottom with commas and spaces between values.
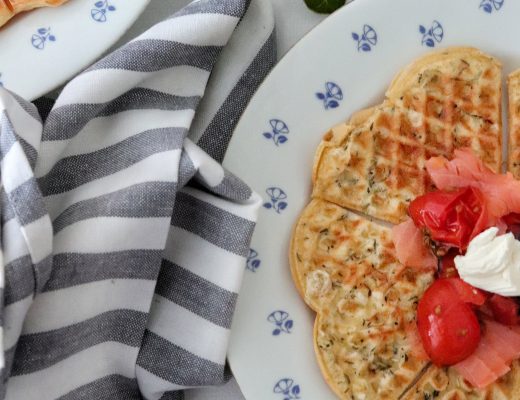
487, 294, 520, 326
417, 279, 481, 366
409, 187, 488, 250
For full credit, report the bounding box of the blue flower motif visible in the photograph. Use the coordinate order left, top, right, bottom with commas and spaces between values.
263, 187, 288, 214
246, 249, 261, 272
352, 24, 377, 52
316, 82, 343, 109
419, 21, 444, 47
267, 310, 294, 335
263, 119, 289, 146
91, 0, 116, 22
273, 378, 301, 399
31, 27, 56, 50
480, 0, 504, 13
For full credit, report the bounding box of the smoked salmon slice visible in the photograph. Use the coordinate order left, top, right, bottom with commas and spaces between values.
453, 320, 520, 388
392, 219, 437, 270
426, 148, 520, 219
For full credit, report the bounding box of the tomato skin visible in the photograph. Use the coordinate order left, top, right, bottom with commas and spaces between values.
409, 187, 488, 249
417, 279, 481, 366
487, 294, 520, 326
446, 278, 487, 306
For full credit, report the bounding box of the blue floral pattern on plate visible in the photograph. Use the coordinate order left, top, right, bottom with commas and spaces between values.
419, 20, 444, 47
91, 0, 116, 22
246, 249, 261, 272
352, 24, 377, 52
273, 378, 301, 399
267, 310, 293, 335
263, 187, 288, 214
316, 82, 343, 109
480, 0, 504, 13
263, 119, 289, 146
31, 28, 56, 50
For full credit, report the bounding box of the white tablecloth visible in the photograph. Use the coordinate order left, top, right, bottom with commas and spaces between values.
111, 1, 326, 399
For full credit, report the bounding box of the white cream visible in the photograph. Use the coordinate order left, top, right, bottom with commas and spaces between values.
455, 227, 520, 296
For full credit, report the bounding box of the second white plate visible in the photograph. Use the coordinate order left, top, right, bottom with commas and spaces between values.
0, 0, 149, 100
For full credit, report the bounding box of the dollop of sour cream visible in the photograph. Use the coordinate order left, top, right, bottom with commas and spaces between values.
455, 227, 520, 296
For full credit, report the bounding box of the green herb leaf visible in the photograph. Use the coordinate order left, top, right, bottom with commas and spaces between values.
304, 0, 347, 14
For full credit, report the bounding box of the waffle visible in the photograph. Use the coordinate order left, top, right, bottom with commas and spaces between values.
291, 47, 510, 399
0, 1, 12, 26
312, 47, 502, 224
508, 70, 520, 178
290, 199, 435, 399
403, 362, 520, 400
0, 0, 68, 28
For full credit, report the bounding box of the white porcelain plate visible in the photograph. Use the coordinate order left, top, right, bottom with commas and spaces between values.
0, 0, 149, 100
224, 0, 519, 398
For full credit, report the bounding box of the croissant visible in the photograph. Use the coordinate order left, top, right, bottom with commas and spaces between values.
0, 0, 69, 28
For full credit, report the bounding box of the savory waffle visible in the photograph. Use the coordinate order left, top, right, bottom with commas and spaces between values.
403, 362, 520, 400
0, 0, 68, 28
290, 47, 511, 399
508, 70, 520, 178
312, 47, 502, 224
290, 199, 434, 399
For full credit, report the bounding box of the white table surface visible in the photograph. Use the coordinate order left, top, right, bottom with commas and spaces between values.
111, 1, 327, 398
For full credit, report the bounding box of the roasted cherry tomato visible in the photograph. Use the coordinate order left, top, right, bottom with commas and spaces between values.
487, 294, 520, 326
409, 187, 488, 249
417, 279, 481, 366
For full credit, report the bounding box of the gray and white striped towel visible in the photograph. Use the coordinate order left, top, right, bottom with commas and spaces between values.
0, 0, 276, 398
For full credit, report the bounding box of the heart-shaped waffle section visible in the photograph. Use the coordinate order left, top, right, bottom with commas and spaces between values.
290, 47, 520, 399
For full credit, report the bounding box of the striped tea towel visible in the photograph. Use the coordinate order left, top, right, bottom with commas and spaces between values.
0, 0, 276, 399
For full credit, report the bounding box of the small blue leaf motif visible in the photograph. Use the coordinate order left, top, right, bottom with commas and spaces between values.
31, 27, 56, 50
316, 81, 343, 110
425, 38, 435, 47
273, 378, 301, 399
267, 310, 294, 335
91, 0, 116, 23
262, 119, 290, 146
246, 249, 261, 272
420, 20, 444, 48
480, 0, 504, 13
352, 24, 377, 52
277, 136, 288, 144
263, 187, 288, 214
